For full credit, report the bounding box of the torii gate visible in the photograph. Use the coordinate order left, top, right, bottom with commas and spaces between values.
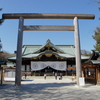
2, 13, 95, 86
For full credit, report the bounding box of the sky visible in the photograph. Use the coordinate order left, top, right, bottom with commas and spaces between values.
0, 0, 100, 54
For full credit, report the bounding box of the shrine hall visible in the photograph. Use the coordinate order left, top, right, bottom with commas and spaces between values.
7, 39, 89, 76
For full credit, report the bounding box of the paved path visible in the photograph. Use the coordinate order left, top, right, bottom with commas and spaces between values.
0, 77, 100, 100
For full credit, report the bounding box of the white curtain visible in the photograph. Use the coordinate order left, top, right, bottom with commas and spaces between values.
31, 61, 66, 71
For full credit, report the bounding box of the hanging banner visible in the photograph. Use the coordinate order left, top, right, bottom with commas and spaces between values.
31, 61, 66, 71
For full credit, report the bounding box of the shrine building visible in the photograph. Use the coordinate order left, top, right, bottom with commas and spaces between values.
7, 40, 89, 76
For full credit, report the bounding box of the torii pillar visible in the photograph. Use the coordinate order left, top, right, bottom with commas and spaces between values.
74, 17, 82, 86
15, 17, 24, 86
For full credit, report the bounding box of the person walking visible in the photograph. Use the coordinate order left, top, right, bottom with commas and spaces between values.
55, 72, 57, 80
44, 74, 46, 80
53, 71, 55, 76
60, 73, 62, 80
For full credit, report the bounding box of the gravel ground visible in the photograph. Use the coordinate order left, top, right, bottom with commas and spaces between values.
0, 76, 100, 100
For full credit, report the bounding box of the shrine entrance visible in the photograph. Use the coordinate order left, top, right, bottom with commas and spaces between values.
31, 61, 66, 76
2, 13, 95, 86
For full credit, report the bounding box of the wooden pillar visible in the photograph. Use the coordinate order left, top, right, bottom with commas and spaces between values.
72, 70, 74, 76
66, 70, 67, 76
30, 64, 31, 71
25, 65, 27, 79
2, 69, 4, 82
82, 68, 84, 77
66, 61, 67, 76
25, 65, 27, 72
0, 67, 3, 85
74, 17, 82, 86
15, 17, 24, 86
97, 67, 100, 85
95, 67, 97, 85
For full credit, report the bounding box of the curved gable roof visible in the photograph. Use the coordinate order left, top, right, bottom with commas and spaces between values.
8, 40, 89, 60
33, 39, 65, 54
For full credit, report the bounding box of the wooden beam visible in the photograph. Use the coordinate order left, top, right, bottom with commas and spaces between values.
67, 67, 76, 70
23, 25, 74, 31
2, 13, 95, 19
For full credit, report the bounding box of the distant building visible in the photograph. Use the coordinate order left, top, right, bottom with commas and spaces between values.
82, 50, 100, 85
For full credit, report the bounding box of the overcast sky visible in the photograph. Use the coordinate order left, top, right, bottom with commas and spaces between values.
0, 0, 100, 53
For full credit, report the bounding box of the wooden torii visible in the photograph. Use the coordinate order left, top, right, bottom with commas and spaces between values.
2, 13, 95, 86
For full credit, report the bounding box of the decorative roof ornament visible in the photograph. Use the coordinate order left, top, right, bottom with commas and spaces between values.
33, 39, 65, 54
47, 39, 51, 43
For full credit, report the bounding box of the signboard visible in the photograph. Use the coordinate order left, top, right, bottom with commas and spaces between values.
79, 77, 85, 86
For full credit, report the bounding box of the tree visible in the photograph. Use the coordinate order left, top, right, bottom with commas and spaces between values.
93, 27, 100, 52
81, 50, 91, 56
0, 51, 15, 61
89, 0, 100, 19
0, 38, 2, 51
95, 0, 100, 4
90, 1, 100, 51
89, 0, 100, 4
0, 8, 4, 53
0, 52, 8, 61
0, 8, 4, 25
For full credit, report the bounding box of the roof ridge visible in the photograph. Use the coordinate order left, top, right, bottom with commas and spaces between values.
32, 40, 65, 54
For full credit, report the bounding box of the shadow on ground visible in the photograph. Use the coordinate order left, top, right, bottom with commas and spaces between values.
0, 80, 99, 100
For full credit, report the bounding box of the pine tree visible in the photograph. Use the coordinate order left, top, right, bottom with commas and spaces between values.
0, 38, 2, 51
90, 1, 100, 51
0, 8, 4, 25
92, 27, 100, 52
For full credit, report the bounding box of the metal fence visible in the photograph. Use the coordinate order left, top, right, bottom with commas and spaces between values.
4, 69, 15, 77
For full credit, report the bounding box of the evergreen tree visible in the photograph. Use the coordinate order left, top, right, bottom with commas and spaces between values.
0, 8, 4, 25
93, 27, 100, 51
90, 1, 100, 51
0, 38, 2, 51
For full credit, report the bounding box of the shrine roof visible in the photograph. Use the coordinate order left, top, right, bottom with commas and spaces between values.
90, 60, 100, 64
22, 40, 75, 56
8, 52, 89, 60
8, 40, 89, 60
